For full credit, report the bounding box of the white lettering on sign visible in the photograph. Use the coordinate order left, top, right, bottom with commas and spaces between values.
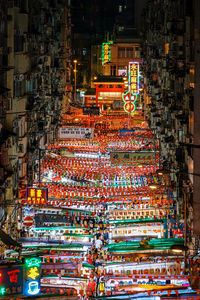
59, 127, 94, 139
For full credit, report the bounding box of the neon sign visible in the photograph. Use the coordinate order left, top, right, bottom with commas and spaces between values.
27, 281, 40, 295
129, 61, 140, 95
25, 257, 41, 268
24, 257, 41, 296
122, 90, 137, 113
0, 265, 23, 296
122, 61, 140, 114
0, 287, 6, 296
102, 41, 113, 65
7, 269, 20, 283
26, 187, 48, 205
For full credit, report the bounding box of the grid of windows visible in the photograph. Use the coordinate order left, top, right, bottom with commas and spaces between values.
118, 47, 140, 58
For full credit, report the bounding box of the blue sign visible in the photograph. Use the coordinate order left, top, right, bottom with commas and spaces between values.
23, 257, 41, 296
119, 128, 135, 135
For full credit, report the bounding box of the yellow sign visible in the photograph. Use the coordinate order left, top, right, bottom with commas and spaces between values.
26, 187, 48, 205
110, 151, 157, 165
129, 62, 139, 94
27, 267, 40, 280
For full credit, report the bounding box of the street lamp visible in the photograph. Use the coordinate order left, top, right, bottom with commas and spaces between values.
73, 59, 77, 102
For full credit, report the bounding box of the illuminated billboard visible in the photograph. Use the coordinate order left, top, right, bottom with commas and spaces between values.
26, 187, 48, 205
122, 61, 140, 114
0, 265, 23, 296
102, 41, 113, 65
23, 257, 42, 296
129, 61, 140, 95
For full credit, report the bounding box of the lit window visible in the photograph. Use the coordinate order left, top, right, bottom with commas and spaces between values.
83, 48, 87, 56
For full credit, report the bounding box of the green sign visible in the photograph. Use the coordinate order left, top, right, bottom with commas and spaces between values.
102, 41, 113, 65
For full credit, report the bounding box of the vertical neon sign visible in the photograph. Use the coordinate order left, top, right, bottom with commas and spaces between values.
122, 61, 140, 114
128, 61, 140, 95
23, 257, 41, 296
102, 41, 113, 65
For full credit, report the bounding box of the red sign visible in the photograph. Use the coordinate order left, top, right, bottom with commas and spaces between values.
23, 216, 34, 227
124, 101, 135, 113
0, 265, 23, 296
122, 92, 137, 102
26, 187, 48, 205
7, 269, 20, 283
122, 90, 137, 114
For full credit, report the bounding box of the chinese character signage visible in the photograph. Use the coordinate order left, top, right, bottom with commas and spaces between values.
23, 257, 41, 296
110, 151, 157, 165
122, 90, 137, 114
0, 265, 23, 296
26, 187, 48, 205
122, 61, 140, 114
59, 127, 94, 139
83, 107, 100, 115
102, 41, 113, 65
129, 61, 140, 95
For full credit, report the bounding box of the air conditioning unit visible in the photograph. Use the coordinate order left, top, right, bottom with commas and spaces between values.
19, 74, 24, 81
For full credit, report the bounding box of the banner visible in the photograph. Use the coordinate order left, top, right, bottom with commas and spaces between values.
59, 127, 94, 139
83, 107, 100, 115
110, 151, 157, 165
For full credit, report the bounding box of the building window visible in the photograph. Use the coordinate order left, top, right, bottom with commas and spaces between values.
111, 65, 116, 76
135, 47, 140, 58
14, 80, 25, 97
118, 47, 126, 58
83, 48, 87, 56
14, 34, 24, 52
18, 144, 24, 153
26, 80, 33, 93
119, 5, 123, 12
118, 47, 135, 58
6, 97, 13, 111
126, 47, 133, 58
118, 26, 124, 32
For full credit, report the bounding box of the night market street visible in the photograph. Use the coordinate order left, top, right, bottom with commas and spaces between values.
1, 0, 200, 299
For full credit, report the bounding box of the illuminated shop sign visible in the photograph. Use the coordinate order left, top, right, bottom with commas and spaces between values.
26, 187, 48, 205
122, 61, 140, 114
23, 257, 41, 296
59, 127, 94, 139
110, 151, 156, 165
0, 265, 23, 296
128, 61, 140, 95
83, 107, 100, 116
122, 90, 137, 114
102, 41, 113, 65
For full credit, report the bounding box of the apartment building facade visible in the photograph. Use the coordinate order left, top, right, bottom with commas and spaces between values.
141, 0, 200, 261
0, 0, 71, 245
